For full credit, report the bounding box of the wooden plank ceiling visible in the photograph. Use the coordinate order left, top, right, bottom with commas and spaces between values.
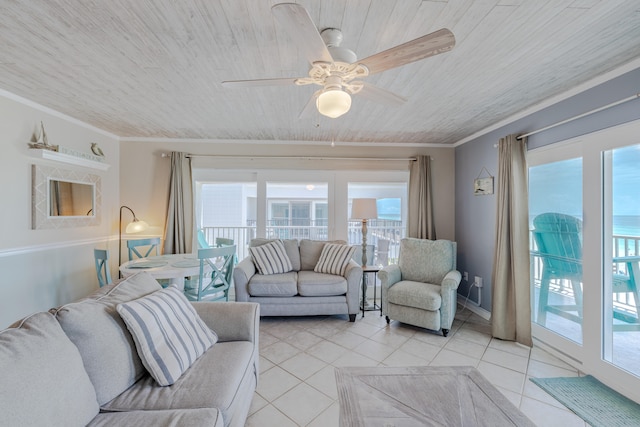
0, 0, 639, 145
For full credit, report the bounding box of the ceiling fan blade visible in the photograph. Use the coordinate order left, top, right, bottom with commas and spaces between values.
358, 28, 455, 75
271, 3, 333, 65
357, 83, 407, 106
221, 77, 299, 88
299, 90, 322, 119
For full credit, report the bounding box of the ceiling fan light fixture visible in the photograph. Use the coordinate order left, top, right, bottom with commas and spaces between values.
317, 88, 351, 118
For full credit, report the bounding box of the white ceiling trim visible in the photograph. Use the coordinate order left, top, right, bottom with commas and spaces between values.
452, 57, 640, 148
119, 137, 453, 149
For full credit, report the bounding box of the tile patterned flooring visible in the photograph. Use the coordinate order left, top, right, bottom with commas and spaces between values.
245, 305, 588, 427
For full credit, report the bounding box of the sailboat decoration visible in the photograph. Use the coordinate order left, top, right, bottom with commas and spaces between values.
28, 121, 59, 152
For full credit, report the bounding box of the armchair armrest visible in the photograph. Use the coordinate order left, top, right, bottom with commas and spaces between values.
192, 301, 259, 343
233, 257, 256, 302
379, 264, 401, 315
379, 264, 401, 289
440, 270, 462, 330
441, 270, 462, 290
344, 260, 363, 315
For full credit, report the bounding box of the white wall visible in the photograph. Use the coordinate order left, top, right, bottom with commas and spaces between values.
0, 92, 119, 328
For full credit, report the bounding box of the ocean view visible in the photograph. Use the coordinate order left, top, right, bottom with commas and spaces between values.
614, 215, 640, 237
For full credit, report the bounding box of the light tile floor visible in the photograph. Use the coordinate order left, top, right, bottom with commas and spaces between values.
245, 305, 588, 427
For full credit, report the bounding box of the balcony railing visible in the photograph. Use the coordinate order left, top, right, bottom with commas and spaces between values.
201, 219, 406, 264
530, 233, 640, 317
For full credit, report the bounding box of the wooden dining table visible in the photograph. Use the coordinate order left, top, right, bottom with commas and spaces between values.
119, 253, 210, 290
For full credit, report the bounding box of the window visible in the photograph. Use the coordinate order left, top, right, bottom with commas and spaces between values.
193, 170, 409, 266
266, 182, 328, 240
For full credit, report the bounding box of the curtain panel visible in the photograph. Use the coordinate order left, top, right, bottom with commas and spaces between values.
491, 135, 532, 346
408, 155, 436, 240
163, 152, 194, 254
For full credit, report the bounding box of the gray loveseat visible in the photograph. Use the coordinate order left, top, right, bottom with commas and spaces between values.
234, 239, 362, 321
0, 272, 259, 427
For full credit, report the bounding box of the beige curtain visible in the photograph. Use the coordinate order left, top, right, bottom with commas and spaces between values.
491, 135, 532, 346
408, 155, 436, 239
163, 152, 193, 254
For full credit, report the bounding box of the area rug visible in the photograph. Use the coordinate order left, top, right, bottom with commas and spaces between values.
335, 366, 534, 427
530, 375, 640, 427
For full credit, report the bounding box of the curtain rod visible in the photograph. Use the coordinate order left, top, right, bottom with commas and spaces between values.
162, 153, 417, 161
516, 92, 640, 140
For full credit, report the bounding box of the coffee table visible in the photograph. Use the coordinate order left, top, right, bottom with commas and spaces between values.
335, 366, 534, 427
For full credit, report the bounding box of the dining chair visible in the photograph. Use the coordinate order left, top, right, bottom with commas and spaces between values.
184, 245, 236, 302
215, 237, 234, 247
127, 237, 161, 261
197, 230, 210, 249
94, 248, 112, 287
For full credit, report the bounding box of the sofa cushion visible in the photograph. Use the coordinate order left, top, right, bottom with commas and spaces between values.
102, 341, 256, 427
117, 286, 218, 386
52, 271, 162, 405
298, 271, 348, 296
314, 243, 356, 276
250, 238, 300, 271
299, 239, 346, 271
89, 408, 222, 427
248, 271, 298, 296
0, 312, 99, 426
387, 280, 443, 311
249, 240, 293, 275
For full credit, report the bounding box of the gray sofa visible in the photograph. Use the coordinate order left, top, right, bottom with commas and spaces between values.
234, 239, 362, 321
0, 272, 259, 427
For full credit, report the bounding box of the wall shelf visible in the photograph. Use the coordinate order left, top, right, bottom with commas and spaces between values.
28, 148, 110, 171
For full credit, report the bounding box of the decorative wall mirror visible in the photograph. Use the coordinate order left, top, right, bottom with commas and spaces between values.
31, 164, 101, 229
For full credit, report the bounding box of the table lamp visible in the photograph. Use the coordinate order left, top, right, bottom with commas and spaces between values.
351, 198, 378, 267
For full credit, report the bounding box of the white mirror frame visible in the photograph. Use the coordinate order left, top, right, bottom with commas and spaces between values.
31, 164, 101, 229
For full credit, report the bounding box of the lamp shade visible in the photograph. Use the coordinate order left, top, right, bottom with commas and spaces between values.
351, 198, 378, 220
317, 89, 351, 118
125, 219, 149, 234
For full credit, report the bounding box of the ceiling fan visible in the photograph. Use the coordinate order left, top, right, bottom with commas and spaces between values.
222, 3, 455, 119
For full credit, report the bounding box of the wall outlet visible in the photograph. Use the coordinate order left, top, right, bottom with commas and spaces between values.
463, 271, 468, 281
474, 276, 483, 288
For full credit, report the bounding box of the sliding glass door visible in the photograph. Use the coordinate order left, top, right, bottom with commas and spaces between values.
528, 119, 640, 402
529, 157, 583, 345
603, 143, 640, 377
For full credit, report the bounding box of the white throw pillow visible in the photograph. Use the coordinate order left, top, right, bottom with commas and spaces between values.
314, 243, 356, 276
116, 286, 218, 386
249, 239, 293, 275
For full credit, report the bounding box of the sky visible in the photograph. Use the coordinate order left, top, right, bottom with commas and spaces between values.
529, 144, 640, 218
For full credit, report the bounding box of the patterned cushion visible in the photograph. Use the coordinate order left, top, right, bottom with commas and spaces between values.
299, 239, 346, 271
249, 240, 293, 275
117, 286, 218, 386
250, 238, 301, 271
314, 243, 356, 276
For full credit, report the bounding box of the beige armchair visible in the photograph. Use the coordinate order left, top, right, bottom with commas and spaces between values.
379, 238, 461, 337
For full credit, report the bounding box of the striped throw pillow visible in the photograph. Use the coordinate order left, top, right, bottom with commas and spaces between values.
116, 286, 217, 386
249, 240, 293, 275
314, 243, 356, 276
